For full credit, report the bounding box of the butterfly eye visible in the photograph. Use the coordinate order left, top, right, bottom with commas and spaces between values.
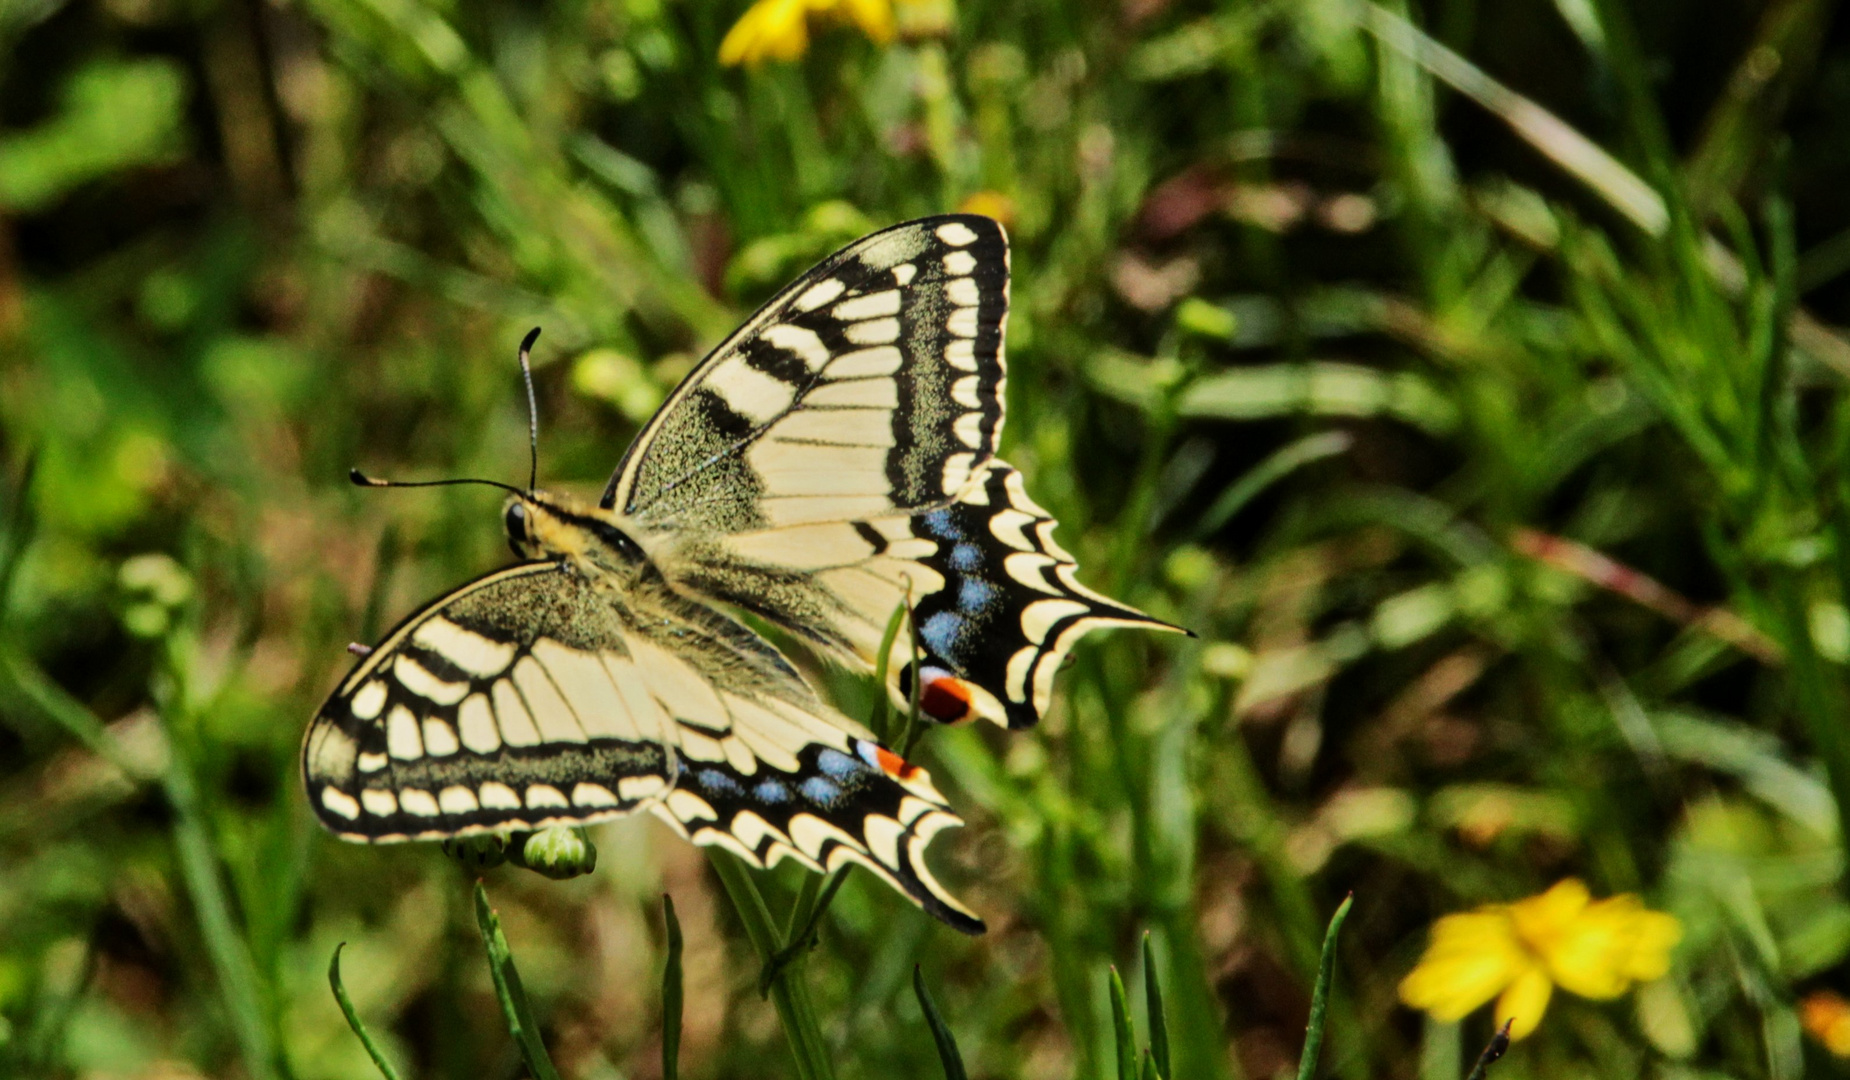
505, 503, 531, 551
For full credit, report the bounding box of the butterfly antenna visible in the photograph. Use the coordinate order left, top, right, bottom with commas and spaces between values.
518, 327, 542, 495
349, 470, 525, 498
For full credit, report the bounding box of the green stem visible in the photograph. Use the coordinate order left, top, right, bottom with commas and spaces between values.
163, 751, 280, 1080
761, 868, 850, 996
472, 883, 564, 1080
1296, 895, 1354, 1080
1214, 719, 1367, 1078
1463, 1020, 1513, 1080
328, 945, 405, 1080
708, 852, 836, 1080
912, 965, 969, 1080
661, 896, 684, 1080
1772, 578, 1850, 872
1, 649, 278, 1080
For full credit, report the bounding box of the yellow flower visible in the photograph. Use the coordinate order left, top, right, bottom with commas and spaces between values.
1803, 991, 1850, 1057
957, 191, 1015, 227
718, 0, 894, 67
1398, 879, 1681, 1040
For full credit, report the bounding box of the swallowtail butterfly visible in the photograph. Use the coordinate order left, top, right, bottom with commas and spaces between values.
303, 215, 1181, 933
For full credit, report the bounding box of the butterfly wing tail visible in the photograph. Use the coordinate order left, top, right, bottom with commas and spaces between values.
650, 737, 986, 934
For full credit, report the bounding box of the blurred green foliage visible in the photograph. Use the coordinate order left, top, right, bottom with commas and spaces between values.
3, 0, 1850, 1078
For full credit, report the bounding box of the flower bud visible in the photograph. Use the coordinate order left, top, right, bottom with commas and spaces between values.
511, 826, 597, 880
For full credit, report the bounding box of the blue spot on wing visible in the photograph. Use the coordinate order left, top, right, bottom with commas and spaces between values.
922, 508, 961, 539
949, 542, 983, 571
800, 776, 843, 806
754, 779, 792, 804
816, 748, 866, 779
920, 611, 967, 656
958, 578, 998, 613
697, 769, 743, 798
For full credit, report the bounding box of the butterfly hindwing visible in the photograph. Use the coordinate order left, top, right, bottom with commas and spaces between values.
304, 560, 983, 932
879, 459, 1175, 729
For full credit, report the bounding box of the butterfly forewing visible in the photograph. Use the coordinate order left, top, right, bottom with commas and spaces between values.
604, 215, 1010, 532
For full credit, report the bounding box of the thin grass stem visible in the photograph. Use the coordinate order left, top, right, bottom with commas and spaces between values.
661, 896, 684, 1080
1142, 933, 1170, 1080
328, 944, 405, 1080
1463, 1020, 1513, 1080
471, 883, 563, 1080
1295, 894, 1354, 1080
708, 852, 835, 1080
912, 965, 969, 1080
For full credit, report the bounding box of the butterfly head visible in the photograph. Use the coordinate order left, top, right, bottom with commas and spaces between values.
503, 490, 647, 574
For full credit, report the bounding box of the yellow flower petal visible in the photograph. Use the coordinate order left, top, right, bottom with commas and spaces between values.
842, 0, 895, 43
1496, 967, 1554, 1040
1803, 991, 1850, 1058
719, 0, 814, 67
1541, 894, 1682, 999
1542, 896, 1640, 999
1398, 912, 1528, 1021
1622, 910, 1683, 982
718, 0, 895, 66
1508, 878, 1591, 947
957, 191, 1015, 226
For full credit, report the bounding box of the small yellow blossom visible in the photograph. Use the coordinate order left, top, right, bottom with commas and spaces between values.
718, 0, 894, 67
1803, 991, 1850, 1057
1398, 879, 1681, 1040
957, 191, 1015, 227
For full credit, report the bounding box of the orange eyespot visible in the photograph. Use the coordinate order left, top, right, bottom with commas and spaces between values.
919, 674, 974, 723
874, 745, 919, 780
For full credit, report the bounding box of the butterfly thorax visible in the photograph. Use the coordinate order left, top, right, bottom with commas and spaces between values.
503, 491, 648, 578
501, 488, 819, 705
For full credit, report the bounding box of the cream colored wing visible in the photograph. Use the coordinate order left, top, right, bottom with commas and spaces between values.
302, 561, 983, 933
602, 215, 1010, 534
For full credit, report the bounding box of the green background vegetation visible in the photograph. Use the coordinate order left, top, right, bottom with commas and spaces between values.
3, 0, 1850, 1077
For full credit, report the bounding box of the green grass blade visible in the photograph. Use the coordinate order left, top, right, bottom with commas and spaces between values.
762, 868, 851, 996
1358, 2, 1667, 234
472, 882, 564, 1080
0, 648, 275, 1078
762, 870, 825, 997
898, 597, 925, 760
1296, 894, 1354, 1080
912, 965, 968, 1080
1110, 965, 1138, 1080
708, 852, 835, 1080
1463, 1020, 1513, 1080
1142, 933, 1170, 1080
0, 451, 39, 615
164, 756, 279, 1080
869, 597, 909, 743
661, 896, 683, 1080
328, 944, 404, 1080
1140, 1050, 1161, 1080
1192, 431, 1354, 539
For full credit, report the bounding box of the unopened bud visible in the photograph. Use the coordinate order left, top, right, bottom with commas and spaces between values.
511, 826, 597, 880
